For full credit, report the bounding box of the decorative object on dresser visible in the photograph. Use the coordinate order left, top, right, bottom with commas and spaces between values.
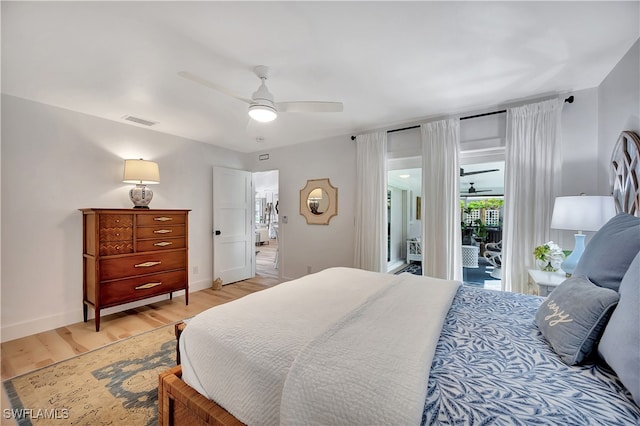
550, 195, 616, 276
122, 159, 160, 208
81, 208, 190, 331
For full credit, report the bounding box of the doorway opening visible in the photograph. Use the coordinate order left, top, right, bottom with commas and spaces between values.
386, 161, 504, 288
459, 161, 504, 289
387, 168, 421, 273
253, 170, 279, 279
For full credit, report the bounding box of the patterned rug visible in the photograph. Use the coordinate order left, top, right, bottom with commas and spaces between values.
3, 325, 176, 425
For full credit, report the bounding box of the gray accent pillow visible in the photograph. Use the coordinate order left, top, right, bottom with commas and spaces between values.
572, 212, 640, 291
535, 276, 619, 365
598, 251, 640, 406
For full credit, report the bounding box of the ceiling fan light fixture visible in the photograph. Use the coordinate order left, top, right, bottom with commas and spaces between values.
248, 104, 277, 122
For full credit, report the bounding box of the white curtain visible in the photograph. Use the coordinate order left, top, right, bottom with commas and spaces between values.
354, 131, 388, 272
503, 98, 564, 293
420, 119, 462, 281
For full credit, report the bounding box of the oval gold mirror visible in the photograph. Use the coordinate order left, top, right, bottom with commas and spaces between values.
300, 178, 338, 225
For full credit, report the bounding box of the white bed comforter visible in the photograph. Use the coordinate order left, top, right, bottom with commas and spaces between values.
180, 267, 460, 426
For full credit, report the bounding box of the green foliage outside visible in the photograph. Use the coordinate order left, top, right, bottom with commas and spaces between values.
459, 198, 504, 210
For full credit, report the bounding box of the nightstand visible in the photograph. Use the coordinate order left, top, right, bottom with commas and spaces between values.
528, 269, 567, 296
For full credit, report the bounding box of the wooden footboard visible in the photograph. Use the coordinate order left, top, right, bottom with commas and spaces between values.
158, 365, 244, 426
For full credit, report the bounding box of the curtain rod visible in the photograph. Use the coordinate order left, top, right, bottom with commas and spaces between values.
350, 95, 574, 140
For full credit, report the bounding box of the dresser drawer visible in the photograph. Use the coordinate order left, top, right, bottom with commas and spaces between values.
137, 237, 186, 252
136, 225, 185, 239
100, 250, 186, 281
100, 214, 134, 229
99, 241, 134, 256
99, 227, 134, 243
137, 213, 186, 226
100, 270, 187, 306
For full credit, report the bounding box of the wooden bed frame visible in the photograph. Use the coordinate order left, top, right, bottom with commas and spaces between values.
158, 365, 244, 426
158, 131, 640, 426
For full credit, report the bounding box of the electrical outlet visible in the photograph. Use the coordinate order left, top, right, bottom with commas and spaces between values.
192, 266, 199, 275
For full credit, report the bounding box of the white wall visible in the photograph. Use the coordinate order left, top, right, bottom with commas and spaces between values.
248, 135, 356, 281
597, 39, 640, 194
1, 94, 248, 341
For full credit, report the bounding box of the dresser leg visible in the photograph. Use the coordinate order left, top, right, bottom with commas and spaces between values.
95, 309, 101, 332
185, 290, 189, 305
83, 304, 88, 322
169, 292, 173, 300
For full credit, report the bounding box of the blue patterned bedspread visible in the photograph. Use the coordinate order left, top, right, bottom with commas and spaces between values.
422, 287, 640, 425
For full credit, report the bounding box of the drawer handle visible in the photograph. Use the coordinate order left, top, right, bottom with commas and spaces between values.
154, 217, 173, 222
135, 282, 162, 290
154, 229, 173, 234
134, 261, 162, 268
154, 241, 173, 247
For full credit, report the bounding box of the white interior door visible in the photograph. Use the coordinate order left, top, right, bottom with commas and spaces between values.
213, 167, 253, 284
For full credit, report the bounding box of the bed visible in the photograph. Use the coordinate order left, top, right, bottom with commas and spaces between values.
159, 131, 640, 425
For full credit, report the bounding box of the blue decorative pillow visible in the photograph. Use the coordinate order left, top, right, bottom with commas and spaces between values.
598, 251, 640, 406
572, 212, 640, 291
535, 276, 619, 365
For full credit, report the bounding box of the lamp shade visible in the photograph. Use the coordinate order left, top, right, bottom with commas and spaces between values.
551, 196, 616, 232
309, 188, 323, 200
122, 159, 160, 184
550, 195, 616, 276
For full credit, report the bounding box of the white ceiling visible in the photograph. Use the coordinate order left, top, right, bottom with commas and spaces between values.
2, 2, 638, 153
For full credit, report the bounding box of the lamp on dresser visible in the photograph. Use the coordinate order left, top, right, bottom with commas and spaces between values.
123, 159, 160, 208
550, 195, 616, 276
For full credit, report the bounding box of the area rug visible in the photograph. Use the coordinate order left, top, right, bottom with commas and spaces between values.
3, 324, 176, 425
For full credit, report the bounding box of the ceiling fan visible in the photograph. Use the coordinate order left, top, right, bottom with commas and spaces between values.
178, 66, 343, 123
461, 183, 492, 194
460, 167, 499, 177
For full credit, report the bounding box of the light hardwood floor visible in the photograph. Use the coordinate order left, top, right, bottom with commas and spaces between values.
255, 237, 279, 278
1, 275, 281, 382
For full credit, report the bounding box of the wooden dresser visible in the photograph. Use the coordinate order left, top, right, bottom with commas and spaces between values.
81, 208, 190, 331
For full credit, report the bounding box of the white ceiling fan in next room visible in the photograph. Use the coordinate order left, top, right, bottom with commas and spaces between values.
178, 66, 343, 123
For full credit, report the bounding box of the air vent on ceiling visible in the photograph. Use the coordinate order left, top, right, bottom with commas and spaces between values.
122, 115, 157, 126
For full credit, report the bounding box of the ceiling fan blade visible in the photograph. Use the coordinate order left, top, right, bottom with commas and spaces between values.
178, 71, 252, 104
276, 101, 343, 113
460, 168, 499, 177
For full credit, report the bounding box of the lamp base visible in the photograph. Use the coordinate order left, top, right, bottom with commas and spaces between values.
129, 184, 154, 208
561, 234, 586, 277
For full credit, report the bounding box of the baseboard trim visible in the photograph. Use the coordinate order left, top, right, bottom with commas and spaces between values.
1, 279, 212, 343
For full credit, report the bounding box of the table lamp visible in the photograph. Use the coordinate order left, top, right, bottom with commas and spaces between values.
550, 195, 616, 276
123, 159, 160, 208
